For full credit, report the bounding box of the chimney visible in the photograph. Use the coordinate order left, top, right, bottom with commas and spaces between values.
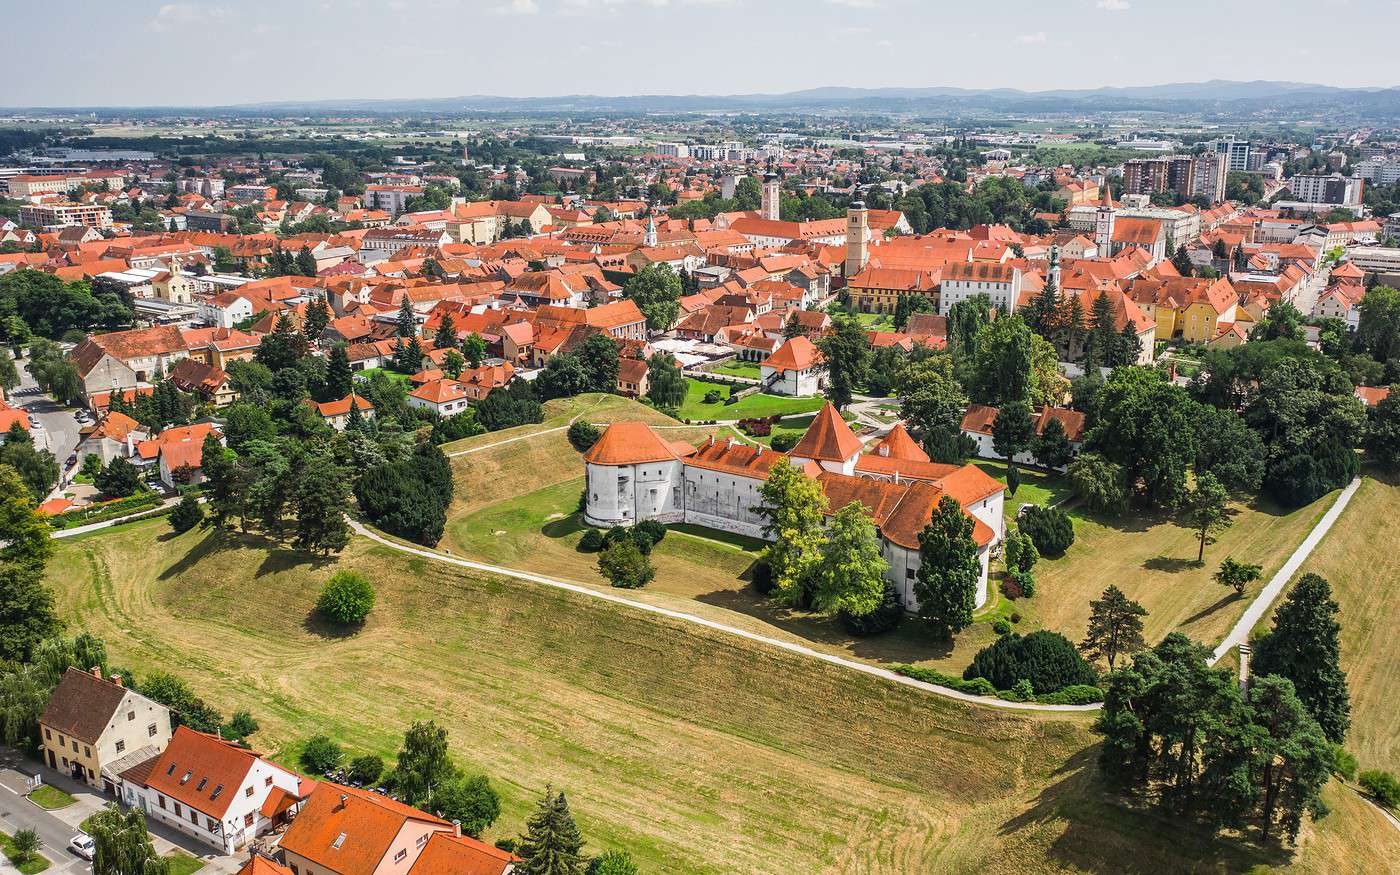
90, 666, 102, 679
338, 794, 348, 810
1237, 643, 1252, 694
110, 674, 123, 687
452, 820, 461, 838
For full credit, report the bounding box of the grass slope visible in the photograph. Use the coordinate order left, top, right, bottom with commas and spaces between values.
48, 521, 1396, 873
1279, 475, 1400, 776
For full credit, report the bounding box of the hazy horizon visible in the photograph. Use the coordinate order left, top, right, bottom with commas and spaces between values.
7, 0, 1399, 108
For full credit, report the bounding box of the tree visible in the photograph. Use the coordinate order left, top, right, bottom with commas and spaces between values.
293, 455, 350, 554
966, 630, 1098, 694
1033, 417, 1073, 470
94, 456, 142, 499
810, 502, 888, 617
442, 349, 466, 380
0, 465, 59, 663
756, 459, 828, 604
534, 355, 589, 401
299, 735, 343, 774
1363, 386, 1400, 471
324, 344, 354, 401
0, 352, 18, 395
168, 495, 204, 534
396, 720, 455, 809
899, 357, 971, 463
645, 352, 685, 410
396, 296, 417, 339
462, 333, 487, 369
597, 538, 653, 589
816, 316, 870, 410
436, 774, 500, 838
1193, 405, 1265, 494
1359, 770, 1400, 809
1080, 585, 1147, 670
222, 710, 259, 742
1018, 505, 1074, 556
139, 672, 222, 732
622, 263, 681, 331
89, 804, 169, 875
1357, 285, 1400, 362
434, 314, 458, 351
1181, 472, 1230, 563
567, 420, 600, 453
1086, 367, 1198, 508
0, 425, 58, 503
588, 850, 638, 875
516, 787, 585, 875
317, 570, 375, 625
348, 755, 383, 786
199, 434, 240, 527
913, 496, 980, 638
1171, 244, 1195, 277
1214, 557, 1262, 596
577, 333, 619, 394
991, 399, 1034, 475
1253, 573, 1351, 744
304, 298, 330, 341
967, 314, 1034, 407
1244, 675, 1333, 842
11, 828, 38, 865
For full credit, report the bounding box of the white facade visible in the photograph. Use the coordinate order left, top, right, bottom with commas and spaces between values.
937, 269, 1023, 316
122, 756, 302, 854
760, 363, 823, 397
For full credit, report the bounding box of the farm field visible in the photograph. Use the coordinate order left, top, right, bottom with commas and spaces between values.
46, 518, 1397, 874
1280, 475, 1400, 777
676, 378, 826, 421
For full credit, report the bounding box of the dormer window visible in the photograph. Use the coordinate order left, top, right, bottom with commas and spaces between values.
196, 778, 207, 791
211, 785, 223, 799
180, 771, 192, 784
166, 762, 177, 776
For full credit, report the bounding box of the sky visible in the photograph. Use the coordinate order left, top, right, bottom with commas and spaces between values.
6, 0, 1399, 107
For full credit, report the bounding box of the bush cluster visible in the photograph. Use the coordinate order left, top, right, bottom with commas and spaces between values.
964, 630, 1098, 695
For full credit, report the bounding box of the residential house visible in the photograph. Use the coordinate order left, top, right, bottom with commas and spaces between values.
313, 395, 376, 431
39, 667, 172, 794
407, 379, 472, 417
617, 357, 650, 397
761, 335, 824, 397
960, 405, 1087, 470
70, 326, 190, 400
134, 423, 221, 487
167, 358, 237, 408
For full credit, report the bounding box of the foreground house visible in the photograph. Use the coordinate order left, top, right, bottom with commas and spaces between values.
119, 726, 314, 854
583, 405, 1004, 609
39, 667, 172, 793
279, 783, 517, 875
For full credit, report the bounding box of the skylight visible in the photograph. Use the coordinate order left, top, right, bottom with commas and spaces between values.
332, 833, 346, 850
196, 778, 207, 791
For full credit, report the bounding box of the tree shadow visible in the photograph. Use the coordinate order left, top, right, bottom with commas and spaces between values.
541, 513, 587, 540
1000, 746, 1290, 874
156, 526, 336, 580
1142, 556, 1200, 573
156, 527, 228, 580
1179, 592, 1240, 626
302, 609, 363, 640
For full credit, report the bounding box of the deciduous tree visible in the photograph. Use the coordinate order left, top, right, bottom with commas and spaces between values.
809, 502, 888, 617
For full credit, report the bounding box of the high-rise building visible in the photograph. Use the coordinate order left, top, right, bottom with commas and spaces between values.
1191, 151, 1229, 203
1213, 137, 1252, 172
1286, 173, 1365, 207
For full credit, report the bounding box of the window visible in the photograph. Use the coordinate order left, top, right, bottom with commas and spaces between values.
189, 809, 198, 825
43, 728, 50, 741
149, 724, 158, 737
265, 776, 273, 787
71, 740, 78, 752
416, 834, 428, 848
158, 794, 166, 810
207, 817, 218, 831
166, 762, 177, 776
173, 802, 182, 816
128, 711, 136, 722
393, 850, 407, 864
332, 833, 346, 850
116, 740, 125, 754
905, 567, 916, 580
196, 778, 207, 792
244, 813, 254, 828
245, 786, 254, 797
290, 866, 299, 875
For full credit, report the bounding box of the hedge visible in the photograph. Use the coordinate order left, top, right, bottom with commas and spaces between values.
894, 664, 1102, 705
47, 492, 164, 529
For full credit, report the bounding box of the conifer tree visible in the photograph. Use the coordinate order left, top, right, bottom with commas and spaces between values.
913, 496, 980, 638
326, 344, 353, 400
1253, 573, 1351, 743
304, 299, 330, 342
397, 296, 416, 338
296, 246, 318, 277
433, 313, 457, 351
1080, 584, 1147, 670
516, 787, 585, 875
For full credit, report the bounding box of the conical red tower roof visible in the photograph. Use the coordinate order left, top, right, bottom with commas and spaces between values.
789, 402, 862, 463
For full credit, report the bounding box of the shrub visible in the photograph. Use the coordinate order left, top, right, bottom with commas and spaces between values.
1036, 684, 1104, 705
348, 755, 383, 786
1359, 769, 1400, 809
964, 630, 1098, 694
317, 570, 376, 625
1009, 568, 1036, 598
168, 494, 204, 534
80, 453, 103, 479
1000, 576, 1024, 599
770, 433, 800, 452
589, 849, 640, 875
632, 519, 666, 550
1330, 745, 1357, 782
723, 394, 739, 405
1004, 679, 1035, 701
567, 420, 601, 453
703, 389, 723, 404
1019, 505, 1075, 556
221, 710, 258, 742
1004, 529, 1038, 573
837, 580, 904, 636
94, 456, 143, 499
578, 529, 605, 552
751, 558, 776, 595
598, 539, 654, 589
992, 619, 1011, 635
300, 735, 343, 774
1010, 611, 1021, 624
11, 828, 39, 863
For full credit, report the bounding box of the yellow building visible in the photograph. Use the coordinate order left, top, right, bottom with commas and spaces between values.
39, 667, 172, 794
1129, 275, 1238, 343
845, 266, 939, 315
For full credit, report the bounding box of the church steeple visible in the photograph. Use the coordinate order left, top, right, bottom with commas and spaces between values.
643, 212, 657, 248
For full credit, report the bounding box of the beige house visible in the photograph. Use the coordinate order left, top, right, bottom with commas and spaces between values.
39, 667, 173, 794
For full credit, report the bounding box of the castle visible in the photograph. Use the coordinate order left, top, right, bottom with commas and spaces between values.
582, 404, 1006, 610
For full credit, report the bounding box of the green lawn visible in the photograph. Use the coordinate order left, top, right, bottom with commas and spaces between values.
747, 411, 858, 447
971, 459, 1074, 522
26, 785, 75, 810
677, 379, 826, 422
165, 851, 204, 875
853, 312, 895, 330
352, 367, 411, 386
709, 362, 761, 379
0, 832, 50, 875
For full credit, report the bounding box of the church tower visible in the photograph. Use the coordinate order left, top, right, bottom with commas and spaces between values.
1094, 180, 1115, 257
760, 173, 780, 221
643, 213, 657, 248
845, 201, 870, 278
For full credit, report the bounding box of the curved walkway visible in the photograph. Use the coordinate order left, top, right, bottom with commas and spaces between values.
348, 519, 1099, 714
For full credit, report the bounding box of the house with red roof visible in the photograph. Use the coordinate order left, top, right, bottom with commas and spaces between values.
760, 335, 825, 397
582, 404, 1005, 611
959, 405, 1088, 470
118, 726, 314, 854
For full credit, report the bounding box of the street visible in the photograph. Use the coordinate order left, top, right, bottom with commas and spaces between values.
6, 351, 83, 496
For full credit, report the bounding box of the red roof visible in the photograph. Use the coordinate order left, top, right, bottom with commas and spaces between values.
584, 421, 692, 466
762, 335, 822, 373
789, 403, 862, 463
136, 726, 260, 818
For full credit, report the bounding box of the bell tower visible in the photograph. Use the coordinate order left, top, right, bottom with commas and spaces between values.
760, 173, 780, 221
1094, 180, 1116, 257
845, 201, 869, 278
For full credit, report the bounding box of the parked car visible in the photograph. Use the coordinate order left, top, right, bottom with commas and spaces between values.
66, 454, 78, 467
70, 834, 95, 860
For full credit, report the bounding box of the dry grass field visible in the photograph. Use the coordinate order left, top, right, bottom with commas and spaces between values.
47, 519, 1397, 874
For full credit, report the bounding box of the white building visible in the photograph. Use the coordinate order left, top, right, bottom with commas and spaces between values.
760, 335, 825, 397
1355, 159, 1400, 186
120, 726, 313, 855
937, 262, 1023, 315
1285, 174, 1364, 208
582, 411, 1004, 610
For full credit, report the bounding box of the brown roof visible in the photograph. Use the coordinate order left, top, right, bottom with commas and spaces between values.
941, 261, 1018, 283
39, 667, 130, 744
407, 831, 517, 875
789, 402, 862, 463
583, 422, 690, 466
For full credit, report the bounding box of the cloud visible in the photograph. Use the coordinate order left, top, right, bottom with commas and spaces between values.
827, 0, 878, 7
493, 0, 538, 12
1015, 31, 1048, 44
149, 3, 229, 31
1096, 0, 1130, 9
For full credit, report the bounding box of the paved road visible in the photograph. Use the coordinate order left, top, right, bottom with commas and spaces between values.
7, 352, 84, 493
1209, 476, 1361, 665
0, 753, 92, 875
